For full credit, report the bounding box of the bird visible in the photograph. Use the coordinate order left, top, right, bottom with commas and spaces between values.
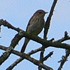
21, 9, 47, 53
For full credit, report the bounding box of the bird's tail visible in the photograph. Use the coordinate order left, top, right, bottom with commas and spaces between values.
21, 38, 29, 53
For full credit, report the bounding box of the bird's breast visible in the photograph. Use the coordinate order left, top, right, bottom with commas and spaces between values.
27, 18, 44, 35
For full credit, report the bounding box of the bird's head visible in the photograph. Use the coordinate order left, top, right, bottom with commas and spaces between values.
34, 10, 48, 18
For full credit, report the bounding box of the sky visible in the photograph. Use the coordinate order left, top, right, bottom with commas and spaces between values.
0, 0, 70, 70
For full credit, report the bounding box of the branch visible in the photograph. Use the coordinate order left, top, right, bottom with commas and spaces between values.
56, 31, 70, 42
58, 31, 70, 70
0, 33, 23, 65
0, 19, 70, 69
3, 26, 70, 50
0, 45, 53, 70
0, 19, 20, 32
58, 50, 70, 70
44, 0, 58, 38
7, 30, 70, 51
6, 33, 70, 69
42, 51, 53, 62
0, 22, 70, 65
39, 0, 58, 70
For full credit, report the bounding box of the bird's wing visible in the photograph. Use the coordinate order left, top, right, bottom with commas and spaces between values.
26, 15, 35, 31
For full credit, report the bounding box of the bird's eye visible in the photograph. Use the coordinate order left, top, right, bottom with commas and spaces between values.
39, 12, 42, 14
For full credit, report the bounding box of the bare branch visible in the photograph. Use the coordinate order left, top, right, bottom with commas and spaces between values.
39, 0, 58, 69
0, 29, 70, 65
57, 31, 70, 70
0, 45, 53, 70
6, 33, 70, 69
44, 0, 58, 38
0, 33, 23, 65
58, 50, 70, 70
0, 19, 20, 32
42, 51, 53, 62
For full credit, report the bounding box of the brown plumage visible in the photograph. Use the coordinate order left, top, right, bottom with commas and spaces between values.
21, 10, 47, 53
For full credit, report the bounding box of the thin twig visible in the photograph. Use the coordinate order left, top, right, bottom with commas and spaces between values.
58, 31, 70, 70
42, 51, 53, 61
